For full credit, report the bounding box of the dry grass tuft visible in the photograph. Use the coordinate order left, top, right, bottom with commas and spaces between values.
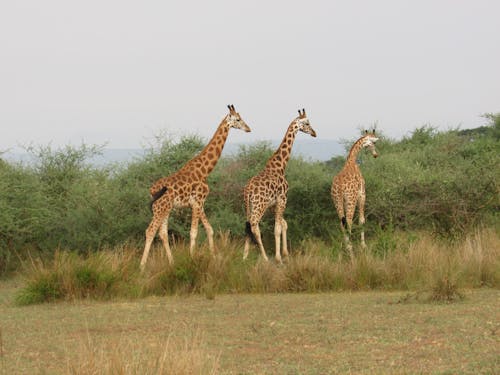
14, 228, 499, 304
66, 330, 219, 375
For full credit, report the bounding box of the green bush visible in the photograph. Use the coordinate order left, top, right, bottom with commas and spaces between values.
1, 116, 499, 276
363, 122, 499, 237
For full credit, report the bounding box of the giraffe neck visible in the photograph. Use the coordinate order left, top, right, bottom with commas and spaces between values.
344, 138, 364, 169
265, 123, 297, 174
185, 119, 230, 177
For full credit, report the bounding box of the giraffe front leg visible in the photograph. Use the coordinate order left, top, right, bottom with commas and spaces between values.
189, 208, 201, 257
358, 193, 367, 249
281, 218, 288, 258
199, 209, 215, 256
274, 202, 287, 263
274, 219, 282, 263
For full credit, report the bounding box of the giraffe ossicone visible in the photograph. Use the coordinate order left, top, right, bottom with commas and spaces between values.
140, 105, 251, 271
243, 109, 317, 262
331, 130, 379, 257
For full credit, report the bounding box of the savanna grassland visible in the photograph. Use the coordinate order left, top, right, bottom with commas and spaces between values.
1, 281, 499, 374
0, 114, 499, 373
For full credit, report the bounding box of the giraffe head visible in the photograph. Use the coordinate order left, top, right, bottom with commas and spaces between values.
225, 104, 251, 132
294, 108, 317, 137
361, 130, 379, 158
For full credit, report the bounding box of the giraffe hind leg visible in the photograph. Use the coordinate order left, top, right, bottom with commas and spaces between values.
344, 197, 357, 259
246, 221, 258, 244
141, 216, 164, 271
158, 219, 173, 264
333, 191, 351, 253
341, 216, 347, 228
244, 222, 257, 259
358, 193, 367, 249
250, 222, 269, 261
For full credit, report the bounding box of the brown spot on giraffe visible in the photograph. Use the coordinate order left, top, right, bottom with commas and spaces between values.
140, 105, 251, 271
331, 130, 379, 258
243, 109, 317, 262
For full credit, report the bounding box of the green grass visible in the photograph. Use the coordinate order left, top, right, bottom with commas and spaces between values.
2, 228, 498, 373
0, 283, 498, 374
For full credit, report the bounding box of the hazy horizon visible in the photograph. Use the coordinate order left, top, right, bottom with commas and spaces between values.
1, 1, 499, 153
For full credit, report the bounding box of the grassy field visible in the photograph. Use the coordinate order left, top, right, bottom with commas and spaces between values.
1, 279, 499, 374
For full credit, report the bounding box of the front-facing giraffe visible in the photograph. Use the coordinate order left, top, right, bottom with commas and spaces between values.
243, 109, 317, 262
331, 130, 379, 256
140, 105, 251, 270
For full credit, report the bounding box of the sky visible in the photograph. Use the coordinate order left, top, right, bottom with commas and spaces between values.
1, 0, 499, 152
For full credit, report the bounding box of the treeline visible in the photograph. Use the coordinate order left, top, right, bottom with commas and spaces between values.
1, 115, 499, 273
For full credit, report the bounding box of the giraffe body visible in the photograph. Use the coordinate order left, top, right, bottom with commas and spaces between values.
140, 105, 251, 270
243, 109, 316, 262
331, 131, 378, 256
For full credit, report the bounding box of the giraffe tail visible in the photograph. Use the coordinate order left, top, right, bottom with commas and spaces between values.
341, 216, 347, 228
245, 221, 258, 245
150, 186, 168, 211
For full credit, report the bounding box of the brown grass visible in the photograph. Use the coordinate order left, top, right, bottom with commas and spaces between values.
67, 329, 219, 375
14, 228, 500, 305
0, 286, 498, 374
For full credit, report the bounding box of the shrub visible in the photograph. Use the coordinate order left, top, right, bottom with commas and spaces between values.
13, 229, 499, 305
1, 118, 499, 277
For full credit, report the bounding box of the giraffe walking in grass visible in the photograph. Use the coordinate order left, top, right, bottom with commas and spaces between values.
243, 109, 317, 262
140, 105, 251, 270
331, 130, 379, 257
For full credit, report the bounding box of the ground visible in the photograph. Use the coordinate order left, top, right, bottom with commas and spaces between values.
0, 279, 498, 374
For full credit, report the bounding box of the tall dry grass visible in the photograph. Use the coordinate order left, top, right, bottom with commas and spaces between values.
66, 329, 219, 375
16, 228, 499, 304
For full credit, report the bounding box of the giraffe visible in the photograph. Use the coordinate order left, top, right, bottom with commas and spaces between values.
331, 130, 379, 257
243, 109, 317, 262
140, 105, 251, 270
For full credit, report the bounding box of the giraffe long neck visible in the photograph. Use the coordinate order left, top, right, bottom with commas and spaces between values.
185, 119, 230, 176
344, 138, 364, 169
265, 123, 297, 174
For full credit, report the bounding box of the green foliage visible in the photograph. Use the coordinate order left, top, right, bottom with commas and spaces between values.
363, 120, 499, 237
15, 250, 138, 304
1, 117, 499, 276
15, 273, 62, 305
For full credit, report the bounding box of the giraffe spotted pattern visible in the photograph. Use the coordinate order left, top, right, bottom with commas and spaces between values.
243, 109, 317, 262
140, 105, 251, 270
331, 131, 379, 257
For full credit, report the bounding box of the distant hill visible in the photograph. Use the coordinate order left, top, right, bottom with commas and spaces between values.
2, 139, 343, 166
223, 139, 343, 161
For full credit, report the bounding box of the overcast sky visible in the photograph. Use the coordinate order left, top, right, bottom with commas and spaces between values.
1, 0, 499, 152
